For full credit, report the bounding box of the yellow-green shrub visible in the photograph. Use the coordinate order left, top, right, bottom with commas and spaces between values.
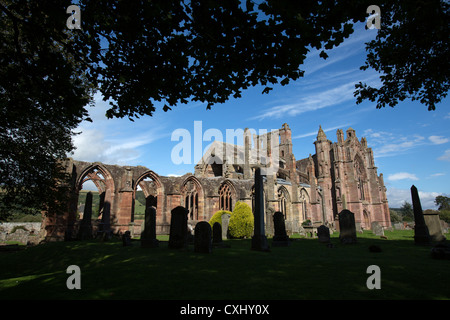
209, 210, 232, 228
229, 202, 254, 238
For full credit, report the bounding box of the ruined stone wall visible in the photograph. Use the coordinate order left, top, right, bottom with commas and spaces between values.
42, 124, 389, 240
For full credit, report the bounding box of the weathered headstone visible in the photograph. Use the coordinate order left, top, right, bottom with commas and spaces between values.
251, 168, 270, 252
168, 206, 188, 249
423, 211, 446, 242
317, 225, 331, 243
122, 231, 132, 246
141, 206, 159, 248
272, 211, 290, 246
194, 221, 212, 253
393, 222, 404, 230
78, 192, 93, 240
338, 209, 357, 244
371, 221, 385, 237
411, 185, 431, 245
221, 213, 231, 240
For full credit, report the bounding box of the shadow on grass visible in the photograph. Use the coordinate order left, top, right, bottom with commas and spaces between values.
0, 231, 448, 299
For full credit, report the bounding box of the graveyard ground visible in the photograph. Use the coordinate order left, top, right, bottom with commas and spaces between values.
0, 230, 449, 300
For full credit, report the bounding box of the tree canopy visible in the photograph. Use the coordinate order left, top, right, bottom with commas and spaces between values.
1, 0, 449, 219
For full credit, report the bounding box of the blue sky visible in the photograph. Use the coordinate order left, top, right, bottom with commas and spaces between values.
71, 23, 449, 209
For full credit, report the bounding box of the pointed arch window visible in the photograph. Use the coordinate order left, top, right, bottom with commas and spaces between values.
278, 187, 290, 220
354, 155, 367, 201
183, 180, 199, 220
219, 183, 233, 211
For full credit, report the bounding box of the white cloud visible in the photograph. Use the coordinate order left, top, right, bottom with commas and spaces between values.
362, 130, 428, 158
71, 128, 111, 162
253, 81, 356, 120
438, 149, 450, 162
387, 172, 419, 181
374, 137, 425, 157
430, 173, 446, 177
386, 187, 439, 209
429, 135, 449, 145
70, 125, 165, 165
167, 174, 183, 177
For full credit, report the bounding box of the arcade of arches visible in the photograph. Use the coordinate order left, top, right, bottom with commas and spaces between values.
43, 124, 391, 240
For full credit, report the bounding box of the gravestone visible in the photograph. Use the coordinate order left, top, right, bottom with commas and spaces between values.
371, 221, 384, 237
221, 213, 231, 240
212, 222, 230, 248
411, 185, 431, 245
393, 223, 404, 230
423, 211, 446, 242
141, 206, 159, 248
78, 192, 93, 240
168, 206, 188, 249
251, 168, 270, 252
338, 209, 357, 244
272, 211, 290, 246
122, 231, 132, 246
194, 221, 212, 253
317, 225, 331, 243
212, 222, 222, 245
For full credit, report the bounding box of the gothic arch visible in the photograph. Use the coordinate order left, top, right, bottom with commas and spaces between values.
181, 175, 204, 221
363, 209, 371, 229
76, 163, 115, 194
218, 180, 236, 212
134, 170, 164, 221
75, 164, 116, 222
353, 153, 367, 179
354, 154, 368, 200
299, 188, 310, 221
277, 186, 291, 220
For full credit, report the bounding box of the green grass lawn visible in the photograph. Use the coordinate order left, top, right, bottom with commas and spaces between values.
0, 230, 449, 300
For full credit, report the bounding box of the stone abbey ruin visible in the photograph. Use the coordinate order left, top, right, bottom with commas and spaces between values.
43, 124, 391, 241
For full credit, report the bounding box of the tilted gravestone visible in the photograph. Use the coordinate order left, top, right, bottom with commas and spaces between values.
194, 221, 212, 253
411, 185, 431, 245
338, 209, 357, 244
141, 206, 159, 248
272, 211, 290, 247
168, 206, 189, 249
78, 192, 93, 240
317, 225, 331, 243
423, 211, 446, 242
